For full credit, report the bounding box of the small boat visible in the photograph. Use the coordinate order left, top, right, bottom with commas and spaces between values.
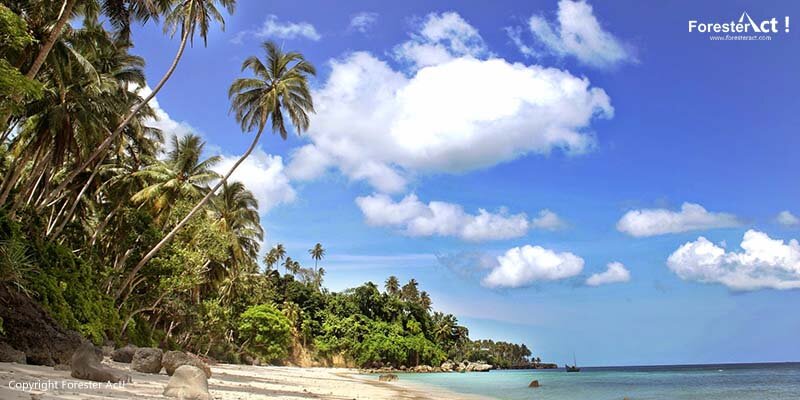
565, 353, 580, 372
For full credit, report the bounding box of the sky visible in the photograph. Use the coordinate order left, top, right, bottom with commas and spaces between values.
128, 0, 800, 367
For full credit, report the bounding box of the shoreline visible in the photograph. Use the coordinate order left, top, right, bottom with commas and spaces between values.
0, 360, 492, 400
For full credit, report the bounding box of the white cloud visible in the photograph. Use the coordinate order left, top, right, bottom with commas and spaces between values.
349, 12, 378, 33
776, 211, 800, 227
586, 261, 630, 286
288, 13, 613, 193
232, 15, 320, 43
531, 209, 567, 230
355, 193, 561, 241
482, 245, 584, 288
394, 12, 490, 68
617, 203, 740, 237
510, 0, 634, 68
214, 149, 296, 215
136, 85, 198, 146
667, 230, 800, 291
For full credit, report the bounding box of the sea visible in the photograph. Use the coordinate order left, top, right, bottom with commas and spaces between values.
380, 363, 800, 400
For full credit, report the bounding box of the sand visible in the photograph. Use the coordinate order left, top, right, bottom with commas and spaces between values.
0, 360, 490, 399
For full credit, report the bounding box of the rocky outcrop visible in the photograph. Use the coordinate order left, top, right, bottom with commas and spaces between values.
70, 342, 131, 383
440, 361, 454, 372
162, 351, 211, 378
465, 361, 492, 372
163, 365, 212, 400
412, 364, 433, 373
131, 347, 163, 374
0, 286, 82, 366
378, 373, 398, 382
0, 342, 26, 363
529, 379, 540, 388
111, 344, 138, 363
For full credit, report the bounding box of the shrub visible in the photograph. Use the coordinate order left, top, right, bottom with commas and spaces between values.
238, 304, 292, 364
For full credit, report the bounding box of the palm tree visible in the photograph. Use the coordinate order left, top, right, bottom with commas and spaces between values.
283, 256, 300, 276
209, 181, 263, 267
263, 251, 277, 273
131, 134, 220, 222
385, 276, 400, 296
308, 242, 325, 272
419, 291, 432, 311
42, 0, 236, 210
130, 40, 315, 275
115, 134, 219, 299
401, 278, 419, 302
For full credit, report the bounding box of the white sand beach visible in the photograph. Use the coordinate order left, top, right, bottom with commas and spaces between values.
0, 361, 489, 400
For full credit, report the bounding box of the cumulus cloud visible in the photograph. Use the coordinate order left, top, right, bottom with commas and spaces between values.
508, 0, 634, 68
393, 12, 490, 68
617, 203, 740, 237
135, 85, 198, 147
585, 261, 630, 286
287, 12, 613, 193
214, 149, 296, 215
232, 15, 320, 44
482, 245, 584, 288
667, 230, 800, 291
349, 12, 378, 33
355, 193, 562, 241
776, 211, 800, 227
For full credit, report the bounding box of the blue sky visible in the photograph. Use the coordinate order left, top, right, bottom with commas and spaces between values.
128, 0, 800, 366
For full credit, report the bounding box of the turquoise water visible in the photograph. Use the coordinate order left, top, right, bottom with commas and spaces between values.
381, 363, 800, 400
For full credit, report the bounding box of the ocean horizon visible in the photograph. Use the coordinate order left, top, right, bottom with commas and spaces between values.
377, 362, 800, 400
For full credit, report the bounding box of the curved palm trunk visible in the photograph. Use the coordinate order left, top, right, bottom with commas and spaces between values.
0, 0, 78, 131
41, 29, 190, 210
116, 129, 265, 300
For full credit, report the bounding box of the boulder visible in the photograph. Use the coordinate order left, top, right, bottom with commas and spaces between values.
70, 342, 131, 383
0, 342, 26, 363
131, 347, 163, 374
0, 286, 82, 366
163, 365, 212, 400
111, 344, 138, 363
101, 345, 114, 357
162, 351, 211, 378
529, 379, 540, 388
440, 361, 454, 372
378, 373, 398, 382
465, 361, 492, 372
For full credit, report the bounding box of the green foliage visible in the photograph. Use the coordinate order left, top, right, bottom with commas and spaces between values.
238, 304, 292, 364
0, 5, 42, 111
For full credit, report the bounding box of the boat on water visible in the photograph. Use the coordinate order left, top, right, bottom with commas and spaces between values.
566, 354, 581, 372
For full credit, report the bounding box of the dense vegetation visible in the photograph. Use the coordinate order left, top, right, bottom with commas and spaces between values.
0, 0, 538, 368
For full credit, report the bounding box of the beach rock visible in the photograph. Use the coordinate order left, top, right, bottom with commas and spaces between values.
0, 342, 26, 363
163, 351, 211, 378
101, 345, 114, 357
163, 365, 212, 400
70, 342, 131, 383
440, 361, 454, 372
465, 361, 492, 372
529, 379, 540, 388
0, 286, 82, 366
412, 364, 433, 373
378, 373, 398, 382
111, 344, 138, 363
131, 347, 162, 374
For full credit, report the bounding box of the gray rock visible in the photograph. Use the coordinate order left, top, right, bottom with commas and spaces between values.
378, 373, 398, 382
111, 344, 138, 363
162, 351, 211, 378
440, 361, 454, 372
131, 347, 162, 374
70, 342, 131, 383
163, 365, 211, 400
0, 342, 26, 363
465, 361, 492, 372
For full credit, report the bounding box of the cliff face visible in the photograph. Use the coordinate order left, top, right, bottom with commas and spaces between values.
0, 285, 82, 365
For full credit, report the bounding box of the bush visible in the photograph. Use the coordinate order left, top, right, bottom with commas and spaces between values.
238, 304, 292, 364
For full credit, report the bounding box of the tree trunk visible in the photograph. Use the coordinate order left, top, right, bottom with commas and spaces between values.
41, 29, 190, 210
50, 161, 101, 237
117, 128, 266, 300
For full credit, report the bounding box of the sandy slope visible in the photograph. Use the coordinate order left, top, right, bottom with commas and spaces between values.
0, 360, 488, 399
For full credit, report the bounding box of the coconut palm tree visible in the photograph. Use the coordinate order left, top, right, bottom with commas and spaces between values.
385, 276, 400, 296
129, 40, 315, 276
42, 0, 236, 210
308, 242, 325, 272
209, 181, 263, 267
419, 291, 432, 311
